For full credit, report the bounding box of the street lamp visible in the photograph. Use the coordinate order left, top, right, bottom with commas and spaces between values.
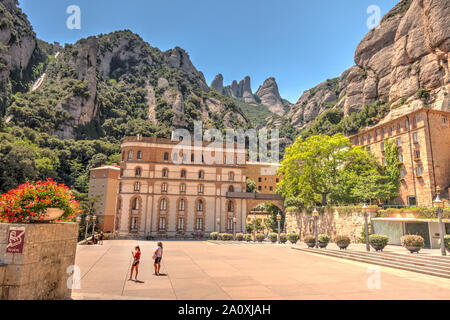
312, 208, 319, 248
233, 217, 237, 240
433, 186, 447, 256
362, 203, 370, 252
84, 215, 91, 240
252, 215, 256, 242
276, 213, 282, 243
92, 215, 97, 238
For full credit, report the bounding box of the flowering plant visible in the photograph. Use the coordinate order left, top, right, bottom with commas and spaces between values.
0, 178, 81, 223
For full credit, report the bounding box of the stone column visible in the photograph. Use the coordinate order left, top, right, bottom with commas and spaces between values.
0, 222, 78, 300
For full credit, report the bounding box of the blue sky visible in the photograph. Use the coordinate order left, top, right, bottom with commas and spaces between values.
19, 0, 398, 103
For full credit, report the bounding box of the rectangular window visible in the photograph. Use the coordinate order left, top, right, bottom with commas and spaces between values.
398, 154, 403, 162
228, 218, 233, 231
406, 119, 410, 129
131, 217, 138, 232
407, 196, 417, 206
416, 167, 423, 177
400, 170, 406, 179
443, 117, 448, 125
381, 142, 385, 151
415, 150, 421, 159
128, 151, 133, 160
413, 117, 418, 127
178, 217, 184, 231
137, 151, 142, 160
198, 184, 204, 194
159, 217, 166, 231
382, 158, 386, 166
413, 132, 419, 143
396, 138, 402, 146
258, 186, 262, 191
196, 218, 203, 230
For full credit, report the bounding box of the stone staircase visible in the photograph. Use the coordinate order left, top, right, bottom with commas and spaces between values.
293, 247, 450, 279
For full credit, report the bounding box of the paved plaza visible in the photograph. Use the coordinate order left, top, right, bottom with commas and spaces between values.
72, 240, 450, 300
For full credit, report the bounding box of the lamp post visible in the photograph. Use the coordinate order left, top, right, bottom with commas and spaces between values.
433, 186, 447, 256
362, 203, 370, 252
91, 215, 97, 237
313, 208, 319, 248
233, 217, 237, 241
252, 215, 256, 242
277, 213, 281, 243
84, 215, 91, 240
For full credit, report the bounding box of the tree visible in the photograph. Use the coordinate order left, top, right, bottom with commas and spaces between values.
265, 203, 284, 232
246, 178, 257, 193
246, 219, 264, 233
383, 138, 401, 200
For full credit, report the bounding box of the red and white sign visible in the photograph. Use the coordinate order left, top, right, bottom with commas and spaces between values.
6, 227, 26, 254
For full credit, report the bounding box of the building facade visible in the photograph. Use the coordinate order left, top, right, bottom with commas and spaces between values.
88, 165, 121, 232
245, 162, 281, 193
349, 108, 450, 206
117, 136, 252, 237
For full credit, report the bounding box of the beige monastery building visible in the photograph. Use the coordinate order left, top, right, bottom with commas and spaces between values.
349, 108, 450, 207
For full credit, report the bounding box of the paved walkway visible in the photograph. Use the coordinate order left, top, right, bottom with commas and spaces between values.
72, 240, 450, 300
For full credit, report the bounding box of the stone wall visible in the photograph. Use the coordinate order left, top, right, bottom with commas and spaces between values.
0, 223, 78, 300
285, 208, 377, 242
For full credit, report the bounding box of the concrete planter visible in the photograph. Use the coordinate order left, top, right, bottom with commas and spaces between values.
371, 244, 386, 252
318, 242, 328, 248
336, 243, 349, 250
306, 242, 315, 248
405, 246, 422, 253
31, 208, 64, 222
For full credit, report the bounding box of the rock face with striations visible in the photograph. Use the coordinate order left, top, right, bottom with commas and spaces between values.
255, 77, 286, 116
288, 0, 449, 129
212, 75, 256, 103
210, 74, 224, 94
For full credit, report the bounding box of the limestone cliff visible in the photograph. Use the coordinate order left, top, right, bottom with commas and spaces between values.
288, 0, 449, 129
255, 77, 287, 116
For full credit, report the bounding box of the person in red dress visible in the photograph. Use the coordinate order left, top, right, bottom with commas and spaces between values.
129, 246, 141, 281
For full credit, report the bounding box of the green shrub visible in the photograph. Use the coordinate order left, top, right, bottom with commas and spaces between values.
304, 235, 316, 244
334, 235, 351, 246
369, 234, 389, 247
244, 234, 252, 242
401, 235, 424, 248
221, 233, 233, 241
209, 232, 218, 240
318, 234, 330, 244
445, 235, 450, 248
280, 233, 287, 243
287, 233, 299, 244
269, 233, 278, 243
256, 233, 266, 242
236, 233, 244, 241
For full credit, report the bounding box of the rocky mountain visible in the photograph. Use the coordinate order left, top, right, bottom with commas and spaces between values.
210, 74, 291, 117
288, 0, 449, 130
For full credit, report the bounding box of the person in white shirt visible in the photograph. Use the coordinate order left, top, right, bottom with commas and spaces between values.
153, 242, 163, 276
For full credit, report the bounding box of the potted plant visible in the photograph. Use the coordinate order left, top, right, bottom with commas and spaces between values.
280, 233, 287, 244
244, 234, 252, 242
369, 234, 389, 251
401, 235, 424, 253
222, 233, 233, 241
256, 233, 266, 242
445, 235, 450, 253
318, 234, 330, 248
334, 235, 351, 250
236, 233, 244, 241
269, 233, 278, 243
287, 233, 299, 244
304, 235, 316, 248
0, 179, 80, 223
209, 232, 218, 240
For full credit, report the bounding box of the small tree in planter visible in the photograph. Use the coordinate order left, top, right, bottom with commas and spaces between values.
318, 234, 330, 248
244, 234, 252, 242
210, 232, 218, 240
287, 233, 299, 244
369, 234, 389, 251
256, 233, 266, 242
0, 179, 80, 223
236, 233, 244, 241
280, 233, 287, 244
269, 233, 278, 243
304, 235, 316, 248
401, 235, 424, 253
334, 235, 351, 250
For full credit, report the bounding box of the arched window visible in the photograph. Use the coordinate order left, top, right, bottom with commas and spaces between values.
180, 183, 186, 194
135, 167, 141, 177
162, 168, 169, 178
161, 183, 167, 193
128, 150, 133, 160
137, 151, 142, 160
198, 170, 205, 180
132, 198, 139, 210
229, 172, 235, 181
160, 198, 167, 211
164, 152, 169, 161
228, 201, 234, 212
179, 199, 185, 211
181, 169, 186, 178
134, 182, 140, 192
228, 185, 234, 193
197, 200, 204, 212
